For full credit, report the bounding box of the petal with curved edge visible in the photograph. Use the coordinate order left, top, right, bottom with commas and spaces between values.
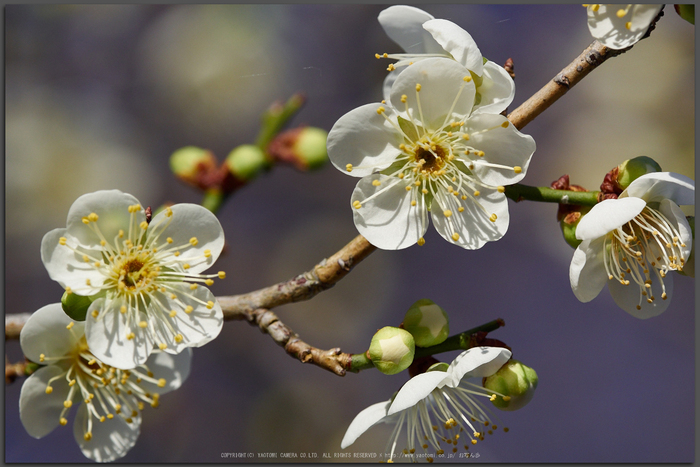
443, 346, 512, 388
608, 271, 674, 319
19, 366, 72, 438
471, 61, 515, 116
657, 199, 693, 264
431, 185, 509, 250
623, 172, 695, 206
41, 228, 106, 294
587, 4, 663, 50
465, 113, 535, 186
377, 5, 443, 54
327, 103, 404, 178
390, 58, 476, 129
423, 19, 483, 76
148, 203, 225, 274
387, 371, 448, 415
85, 298, 154, 370
575, 198, 646, 241
138, 348, 192, 395
352, 174, 427, 250
340, 400, 391, 449
382, 69, 401, 103
151, 284, 223, 350
20, 303, 84, 363
64, 190, 144, 250
73, 403, 141, 463
569, 237, 609, 303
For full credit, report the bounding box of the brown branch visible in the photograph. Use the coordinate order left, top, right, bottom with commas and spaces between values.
507, 40, 628, 131
218, 234, 376, 320
6, 313, 31, 340
233, 307, 352, 376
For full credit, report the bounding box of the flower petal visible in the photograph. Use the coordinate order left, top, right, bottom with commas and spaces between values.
41, 228, 106, 295
138, 348, 192, 395
587, 4, 663, 50
85, 298, 154, 370
431, 185, 509, 250
575, 197, 646, 241
351, 174, 427, 250
423, 19, 483, 76
471, 61, 515, 116
148, 203, 225, 274
608, 271, 674, 319
658, 199, 693, 262
327, 103, 404, 178
20, 303, 84, 363
340, 400, 391, 449
465, 113, 535, 186
73, 403, 141, 463
387, 371, 448, 415
569, 237, 609, 303
377, 5, 442, 54
623, 172, 695, 206
390, 57, 476, 129
443, 346, 512, 388
19, 366, 72, 438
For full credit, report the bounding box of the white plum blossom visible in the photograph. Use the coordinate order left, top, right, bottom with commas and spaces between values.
41, 190, 226, 369
570, 172, 694, 319
584, 4, 663, 49
341, 347, 512, 462
19, 303, 191, 462
377, 5, 515, 115
327, 57, 535, 250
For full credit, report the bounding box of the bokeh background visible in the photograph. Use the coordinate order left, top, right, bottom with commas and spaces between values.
5, 4, 694, 463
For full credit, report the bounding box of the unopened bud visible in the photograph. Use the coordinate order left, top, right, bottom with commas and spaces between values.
551, 175, 590, 249
483, 359, 538, 411
170, 146, 217, 184
61, 290, 95, 322
616, 156, 662, 191
675, 4, 695, 24
368, 327, 415, 375
678, 216, 694, 278
225, 145, 269, 181
267, 127, 328, 171
403, 299, 449, 348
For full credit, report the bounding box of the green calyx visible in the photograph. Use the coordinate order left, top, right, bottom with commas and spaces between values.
483, 359, 538, 411
616, 156, 662, 190
368, 326, 416, 375
226, 145, 269, 181
403, 299, 450, 348
293, 127, 328, 170
675, 4, 695, 24
170, 146, 215, 178
61, 290, 96, 322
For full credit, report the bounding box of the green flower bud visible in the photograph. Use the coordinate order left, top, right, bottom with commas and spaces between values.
61, 290, 94, 322
368, 326, 415, 375
403, 299, 449, 348
616, 156, 662, 190
560, 207, 591, 249
267, 127, 328, 171
675, 4, 695, 24
483, 359, 538, 411
225, 144, 269, 181
678, 216, 694, 278
170, 146, 216, 180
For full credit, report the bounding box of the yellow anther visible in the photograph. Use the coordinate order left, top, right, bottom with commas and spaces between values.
168, 310, 178, 318
436, 449, 444, 455
375, 53, 381, 59
490, 394, 497, 401
138, 321, 148, 328
352, 200, 362, 210
504, 427, 509, 432
616, 8, 626, 18
88, 213, 99, 222
405, 186, 412, 191
85, 278, 92, 286
64, 400, 73, 408
383, 53, 388, 58
174, 334, 184, 343
82, 217, 90, 224
387, 64, 396, 71
471, 439, 478, 445
59, 417, 68, 426
489, 213, 498, 222
45, 386, 53, 394
513, 166, 522, 174
422, 188, 428, 194
415, 83, 422, 92
503, 395, 511, 401
376, 106, 386, 115
205, 279, 214, 286
401, 94, 407, 103
501, 121, 509, 128
59, 237, 67, 246
497, 186, 505, 193
185, 306, 194, 314
139, 221, 148, 230
189, 237, 198, 246
451, 233, 460, 241
417, 237, 426, 246
218, 271, 226, 279
625, 21, 632, 29
345, 163, 353, 172
444, 210, 453, 218
206, 301, 214, 309
372, 179, 381, 187
477, 151, 485, 157
91, 310, 99, 318
458, 207, 465, 213
127, 332, 136, 342
156, 343, 166, 350
166, 237, 173, 244
427, 457, 434, 463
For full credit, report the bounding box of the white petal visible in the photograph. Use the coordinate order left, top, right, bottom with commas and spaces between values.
390, 58, 476, 129
623, 172, 695, 206
352, 174, 427, 250
423, 19, 483, 76
608, 272, 674, 319
465, 113, 536, 186
340, 400, 391, 449
658, 199, 693, 263
139, 348, 192, 395
65, 190, 143, 249
443, 346, 512, 388
471, 61, 515, 116
569, 237, 609, 303
431, 186, 509, 250
382, 69, 401, 103
377, 5, 443, 54
20, 303, 84, 363
587, 4, 662, 50
387, 371, 448, 415
85, 298, 154, 370
148, 203, 225, 274
575, 198, 646, 241
19, 366, 71, 438
73, 403, 141, 463
327, 103, 404, 178
41, 228, 106, 294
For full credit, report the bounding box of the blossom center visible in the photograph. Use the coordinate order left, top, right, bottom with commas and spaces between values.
413, 143, 446, 173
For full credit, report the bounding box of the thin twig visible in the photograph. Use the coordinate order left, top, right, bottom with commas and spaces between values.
6, 313, 31, 340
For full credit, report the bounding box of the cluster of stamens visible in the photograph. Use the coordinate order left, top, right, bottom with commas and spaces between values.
347, 79, 522, 245
58, 205, 226, 347
41, 326, 167, 442
603, 206, 686, 310
584, 4, 635, 30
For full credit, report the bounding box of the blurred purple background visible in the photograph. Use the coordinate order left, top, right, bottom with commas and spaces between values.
5, 4, 694, 463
